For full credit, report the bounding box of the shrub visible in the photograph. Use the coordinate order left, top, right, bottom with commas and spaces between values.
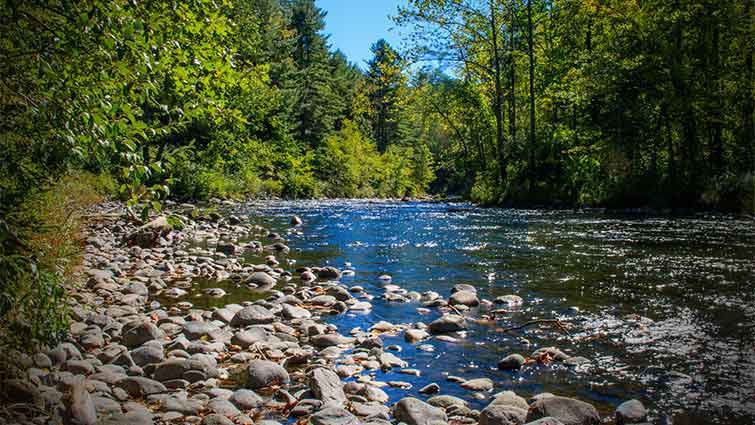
1, 173, 106, 351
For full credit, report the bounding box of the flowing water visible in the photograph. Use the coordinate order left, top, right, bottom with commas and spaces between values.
181, 200, 755, 424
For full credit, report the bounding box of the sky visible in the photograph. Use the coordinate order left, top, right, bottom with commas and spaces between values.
316, 1, 406, 70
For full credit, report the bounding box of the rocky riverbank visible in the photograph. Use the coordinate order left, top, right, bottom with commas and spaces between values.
0, 200, 650, 425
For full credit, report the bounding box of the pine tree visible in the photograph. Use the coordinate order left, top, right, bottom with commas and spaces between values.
367, 39, 407, 151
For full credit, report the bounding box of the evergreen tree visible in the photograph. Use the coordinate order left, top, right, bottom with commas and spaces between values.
283, 0, 341, 146
367, 39, 407, 151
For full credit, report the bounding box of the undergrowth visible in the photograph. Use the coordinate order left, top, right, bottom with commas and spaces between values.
0, 173, 111, 352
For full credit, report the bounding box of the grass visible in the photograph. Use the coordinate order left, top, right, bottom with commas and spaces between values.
0, 172, 113, 352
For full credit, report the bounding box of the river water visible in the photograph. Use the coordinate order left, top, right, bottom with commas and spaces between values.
185, 200, 755, 424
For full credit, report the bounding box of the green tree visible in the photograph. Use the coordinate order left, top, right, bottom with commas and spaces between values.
367, 39, 407, 151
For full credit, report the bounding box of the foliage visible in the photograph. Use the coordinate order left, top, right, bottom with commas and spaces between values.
0, 174, 106, 351
396, 0, 755, 211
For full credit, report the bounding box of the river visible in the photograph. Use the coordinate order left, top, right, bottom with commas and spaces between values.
181, 200, 755, 424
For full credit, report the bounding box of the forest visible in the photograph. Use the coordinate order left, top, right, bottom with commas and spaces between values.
2, 0, 754, 214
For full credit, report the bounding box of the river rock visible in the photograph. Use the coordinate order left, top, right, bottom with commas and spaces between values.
160, 395, 205, 415
201, 414, 235, 425
531, 347, 569, 362
498, 354, 526, 371
450, 290, 480, 307
451, 284, 477, 293
244, 272, 276, 287
131, 345, 164, 366
526, 396, 600, 425
310, 406, 360, 425
125, 216, 172, 248
360, 385, 389, 403
494, 295, 523, 306
317, 266, 342, 279
229, 389, 262, 409
231, 305, 275, 326
429, 314, 467, 333
405, 328, 430, 343
309, 295, 337, 307
246, 360, 289, 389
615, 400, 647, 425
480, 403, 527, 425
393, 397, 448, 425
419, 383, 440, 394
281, 303, 311, 319
291, 216, 303, 226
207, 399, 240, 416
309, 367, 346, 404
182, 321, 221, 340
100, 411, 154, 425
524, 418, 565, 425
122, 320, 162, 348
153, 359, 190, 382
461, 378, 494, 391
69, 378, 97, 425
115, 377, 167, 397
428, 395, 468, 409
310, 333, 353, 348
492, 391, 529, 410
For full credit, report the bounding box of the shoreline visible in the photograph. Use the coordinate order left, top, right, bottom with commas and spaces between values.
1, 200, 650, 425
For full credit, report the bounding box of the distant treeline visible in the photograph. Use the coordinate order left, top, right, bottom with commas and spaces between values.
1, 0, 753, 215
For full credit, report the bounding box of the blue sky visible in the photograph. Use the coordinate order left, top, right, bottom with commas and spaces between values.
316, 1, 406, 70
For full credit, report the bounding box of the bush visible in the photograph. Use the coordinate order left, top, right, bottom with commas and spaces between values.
1, 173, 106, 351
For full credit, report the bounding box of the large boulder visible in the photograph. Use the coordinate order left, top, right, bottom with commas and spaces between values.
246, 360, 290, 389
393, 397, 447, 425
231, 305, 275, 327
428, 315, 467, 333
308, 367, 346, 404
526, 396, 600, 425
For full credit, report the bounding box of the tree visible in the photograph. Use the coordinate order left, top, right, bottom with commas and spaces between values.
367, 39, 407, 151
282, 0, 341, 146
395, 0, 510, 186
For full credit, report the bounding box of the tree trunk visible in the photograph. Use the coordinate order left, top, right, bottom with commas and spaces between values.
710, 17, 723, 174
508, 1, 517, 151
491, 0, 507, 186
742, 0, 754, 184
527, 0, 536, 174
